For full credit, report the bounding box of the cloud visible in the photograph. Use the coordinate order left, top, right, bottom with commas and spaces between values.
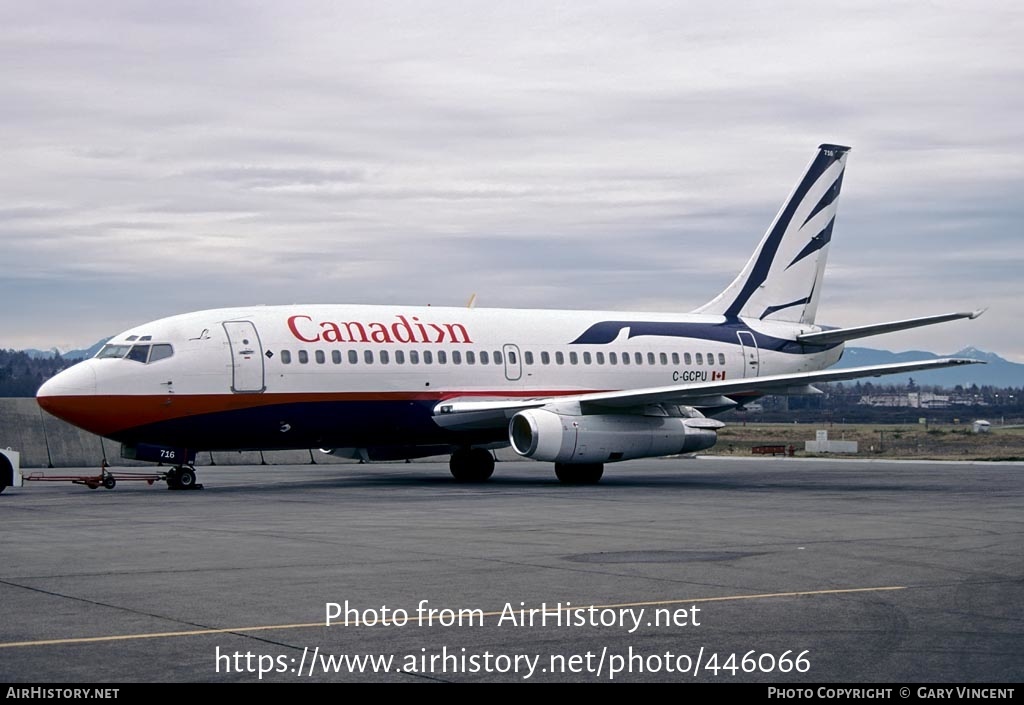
1, 2, 1021, 360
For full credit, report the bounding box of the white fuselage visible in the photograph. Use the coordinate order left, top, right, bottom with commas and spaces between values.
36, 304, 842, 453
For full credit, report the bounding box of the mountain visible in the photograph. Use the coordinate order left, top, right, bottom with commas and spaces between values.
21, 338, 109, 361
835, 347, 1024, 388
22, 347, 61, 360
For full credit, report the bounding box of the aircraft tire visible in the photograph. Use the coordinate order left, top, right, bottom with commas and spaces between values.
554, 463, 604, 485
177, 467, 197, 489
165, 467, 181, 489
103, 476, 116, 490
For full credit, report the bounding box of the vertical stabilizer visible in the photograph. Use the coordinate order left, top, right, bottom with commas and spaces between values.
695, 144, 850, 324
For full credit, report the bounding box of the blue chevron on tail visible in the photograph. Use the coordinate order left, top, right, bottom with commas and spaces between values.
695, 144, 850, 325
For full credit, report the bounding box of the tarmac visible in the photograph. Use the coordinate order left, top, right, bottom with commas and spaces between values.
1, 456, 1021, 683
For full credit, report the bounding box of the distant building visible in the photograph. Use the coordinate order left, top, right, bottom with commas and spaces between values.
859, 392, 951, 409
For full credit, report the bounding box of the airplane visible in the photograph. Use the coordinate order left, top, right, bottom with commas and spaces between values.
36, 144, 985, 488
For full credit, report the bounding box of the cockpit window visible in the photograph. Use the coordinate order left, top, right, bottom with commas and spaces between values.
126, 344, 151, 363
149, 344, 173, 363
95, 342, 174, 363
95, 344, 132, 359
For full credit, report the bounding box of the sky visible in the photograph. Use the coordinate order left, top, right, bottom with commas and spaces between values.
2, 2, 1022, 360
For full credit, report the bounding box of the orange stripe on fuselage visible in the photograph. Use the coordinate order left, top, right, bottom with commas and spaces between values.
37, 390, 593, 438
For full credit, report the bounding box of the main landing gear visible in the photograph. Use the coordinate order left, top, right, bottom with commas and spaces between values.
165, 465, 202, 490
449, 447, 495, 483
554, 463, 604, 485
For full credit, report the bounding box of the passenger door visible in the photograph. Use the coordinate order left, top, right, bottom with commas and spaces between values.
223, 320, 266, 393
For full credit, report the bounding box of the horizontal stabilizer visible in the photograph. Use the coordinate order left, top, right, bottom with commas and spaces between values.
797, 310, 985, 346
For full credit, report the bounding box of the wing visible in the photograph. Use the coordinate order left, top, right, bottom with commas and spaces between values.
432, 357, 983, 431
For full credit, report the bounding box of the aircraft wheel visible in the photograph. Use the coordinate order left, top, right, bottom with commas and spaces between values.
103, 475, 116, 490
554, 463, 604, 485
165, 467, 181, 489
177, 467, 197, 489
449, 447, 495, 482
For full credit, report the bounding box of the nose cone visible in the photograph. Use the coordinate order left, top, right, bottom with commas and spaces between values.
38, 363, 97, 398
36, 363, 99, 429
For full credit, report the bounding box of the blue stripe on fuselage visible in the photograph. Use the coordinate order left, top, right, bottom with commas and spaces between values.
109, 399, 505, 452
568, 319, 838, 354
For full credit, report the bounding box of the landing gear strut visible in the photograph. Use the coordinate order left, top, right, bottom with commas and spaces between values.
166, 465, 199, 490
449, 447, 495, 482
554, 463, 604, 485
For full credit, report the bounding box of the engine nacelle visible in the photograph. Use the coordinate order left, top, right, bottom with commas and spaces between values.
509, 409, 719, 464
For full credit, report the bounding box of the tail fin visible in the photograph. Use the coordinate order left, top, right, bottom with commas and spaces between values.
695, 144, 850, 324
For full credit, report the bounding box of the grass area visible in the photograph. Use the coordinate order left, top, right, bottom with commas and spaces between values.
708, 422, 1024, 461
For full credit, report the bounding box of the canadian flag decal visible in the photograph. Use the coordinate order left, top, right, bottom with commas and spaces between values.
712, 371, 727, 381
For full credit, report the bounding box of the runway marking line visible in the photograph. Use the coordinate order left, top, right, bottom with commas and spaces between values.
0, 585, 904, 649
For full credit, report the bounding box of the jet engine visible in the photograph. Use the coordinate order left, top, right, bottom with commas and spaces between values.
508, 408, 720, 464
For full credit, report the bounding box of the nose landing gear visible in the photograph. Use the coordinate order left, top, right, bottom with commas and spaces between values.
165, 465, 202, 490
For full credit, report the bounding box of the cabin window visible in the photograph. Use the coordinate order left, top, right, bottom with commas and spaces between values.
541, 351, 550, 365
437, 351, 447, 364
332, 350, 342, 364
424, 350, 433, 364
596, 352, 605, 364
635, 352, 643, 365
583, 351, 592, 364
621, 353, 629, 365
452, 351, 462, 365
466, 351, 475, 365
647, 352, 655, 365
314, 350, 325, 364
280, 350, 292, 364
672, 352, 679, 365
719, 353, 726, 365
609, 352, 617, 365
149, 344, 173, 363
298, 350, 309, 364
569, 351, 578, 365
555, 351, 564, 365
364, 350, 373, 364
523, 351, 532, 365
695, 353, 703, 365
495, 351, 504, 364
684, 352, 692, 365
480, 351, 489, 365
395, 350, 405, 364
349, 350, 358, 364
410, 350, 420, 364
660, 352, 668, 365
380, 350, 390, 364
